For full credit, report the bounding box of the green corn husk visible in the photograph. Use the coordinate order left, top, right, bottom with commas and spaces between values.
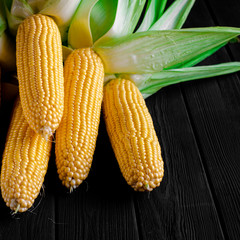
136, 0, 168, 32
3, 0, 81, 41
93, 27, 240, 74
63, 0, 240, 100
68, 0, 98, 49
90, 0, 117, 43
94, 0, 146, 44
137, 62, 240, 98
149, 0, 195, 31
68, 0, 147, 48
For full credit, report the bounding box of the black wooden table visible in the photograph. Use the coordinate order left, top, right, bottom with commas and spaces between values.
1, 1, 240, 239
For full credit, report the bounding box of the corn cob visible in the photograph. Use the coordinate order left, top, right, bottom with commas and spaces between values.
0, 98, 52, 212
16, 14, 64, 140
55, 48, 104, 190
102, 78, 164, 191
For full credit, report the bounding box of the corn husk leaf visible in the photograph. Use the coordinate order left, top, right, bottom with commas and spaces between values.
94, 27, 240, 74
137, 62, 240, 98
4, 0, 80, 41
90, 0, 118, 43
62, 45, 73, 62
3, 0, 29, 36
0, 0, 7, 35
94, 0, 146, 45
27, 0, 47, 11
178, 43, 227, 68
128, 0, 195, 89
68, 0, 98, 48
10, 0, 33, 18
150, 0, 195, 31
136, 0, 167, 32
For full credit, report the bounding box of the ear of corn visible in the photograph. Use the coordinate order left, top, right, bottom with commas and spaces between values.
102, 78, 164, 191
55, 48, 104, 190
16, 14, 64, 140
0, 98, 52, 212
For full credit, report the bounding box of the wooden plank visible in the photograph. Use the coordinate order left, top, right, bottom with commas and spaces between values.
180, 0, 240, 239
133, 86, 224, 240
182, 76, 240, 239
54, 119, 139, 240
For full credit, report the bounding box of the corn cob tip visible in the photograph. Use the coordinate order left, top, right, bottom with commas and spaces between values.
40, 126, 53, 141
10, 199, 27, 213
131, 174, 164, 192
62, 177, 82, 190
13, 203, 20, 214
144, 184, 151, 191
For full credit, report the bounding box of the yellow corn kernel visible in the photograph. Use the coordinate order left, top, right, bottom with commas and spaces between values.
16, 14, 64, 140
55, 48, 104, 190
0, 98, 52, 212
103, 78, 164, 191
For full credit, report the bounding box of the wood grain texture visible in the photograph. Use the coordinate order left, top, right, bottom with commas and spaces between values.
181, 0, 240, 239
133, 86, 224, 240
182, 78, 240, 239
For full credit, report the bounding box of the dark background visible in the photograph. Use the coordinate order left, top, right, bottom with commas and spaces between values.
1, 0, 240, 239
